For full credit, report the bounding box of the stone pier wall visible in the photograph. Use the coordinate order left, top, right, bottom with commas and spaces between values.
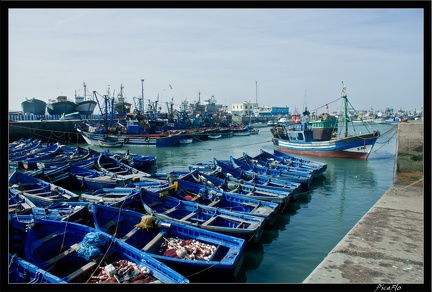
396, 121, 424, 173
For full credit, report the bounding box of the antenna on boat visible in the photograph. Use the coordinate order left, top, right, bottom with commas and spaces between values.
341, 81, 348, 138
141, 79, 145, 113
303, 90, 307, 112
83, 82, 87, 100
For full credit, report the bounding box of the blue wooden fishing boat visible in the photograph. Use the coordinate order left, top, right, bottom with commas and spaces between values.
270, 82, 380, 160
238, 152, 316, 177
229, 156, 313, 190
176, 171, 291, 214
139, 188, 265, 244
9, 139, 41, 157
97, 153, 151, 182
166, 176, 280, 225
127, 154, 157, 173
9, 143, 61, 169
78, 127, 183, 147
9, 253, 67, 283
92, 204, 246, 279
70, 154, 99, 169
22, 145, 91, 170
210, 159, 302, 196
95, 148, 157, 173
26, 162, 71, 187
11, 216, 189, 283
256, 148, 327, 177
9, 170, 80, 207
204, 127, 233, 138
79, 187, 143, 207
70, 164, 132, 190
98, 139, 124, 148
31, 201, 93, 225
9, 188, 36, 215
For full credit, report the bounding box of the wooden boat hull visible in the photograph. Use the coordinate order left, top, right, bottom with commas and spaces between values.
228, 156, 313, 190
47, 100, 76, 115
139, 188, 265, 243
21, 98, 47, 115
8, 170, 80, 207
9, 253, 67, 283
31, 201, 93, 225
271, 121, 380, 160
258, 149, 327, 177
14, 217, 189, 283
80, 187, 141, 207
73, 100, 97, 115
174, 176, 280, 224
9, 189, 36, 215
92, 204, 246, 279
97, 153, 151, 182
72, 174, 131, 190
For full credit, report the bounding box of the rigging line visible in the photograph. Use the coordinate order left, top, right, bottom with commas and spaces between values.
310, 97, 341, 113
375, 130, 397, 147
377, 125, 398, 138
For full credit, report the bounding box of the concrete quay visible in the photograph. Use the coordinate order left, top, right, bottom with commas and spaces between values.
303, 176, 425, 284
303, 121, 427, 287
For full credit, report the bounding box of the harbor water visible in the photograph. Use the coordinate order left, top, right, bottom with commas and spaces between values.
9, 123, 399, 283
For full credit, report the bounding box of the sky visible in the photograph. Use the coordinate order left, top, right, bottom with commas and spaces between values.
8, 7, 425, 115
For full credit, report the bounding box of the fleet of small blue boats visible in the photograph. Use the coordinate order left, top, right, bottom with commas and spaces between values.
8, 137, 328, 283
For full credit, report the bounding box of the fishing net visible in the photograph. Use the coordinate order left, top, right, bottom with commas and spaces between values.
135, 215, 156, 230
76, 231, 110, 261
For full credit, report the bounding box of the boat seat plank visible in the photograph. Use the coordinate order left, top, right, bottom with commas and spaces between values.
180, 212, 197, 221
242, 202, 259, 208
112, 170, 128, 174
104, 166, 118, 170
121, 227, 140, 241
163, 207, 177, 215
21, 187, 46, 192
202, 216, 217, 226
43, 243, 80, 266
189, 218, 205, 223
24, 191, 52, 196
207, 200, 221, 207
142, 232, 164, 253
64, 261, 98, 282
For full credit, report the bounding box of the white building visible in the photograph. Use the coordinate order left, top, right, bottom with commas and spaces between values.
231, 101, 258, 116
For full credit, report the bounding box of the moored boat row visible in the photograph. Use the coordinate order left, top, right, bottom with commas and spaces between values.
8, 137, 327, 283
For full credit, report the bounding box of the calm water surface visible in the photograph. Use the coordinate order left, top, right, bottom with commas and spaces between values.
13, 124, 399, 284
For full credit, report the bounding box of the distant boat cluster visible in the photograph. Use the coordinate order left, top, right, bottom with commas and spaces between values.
21, 82, 97, 117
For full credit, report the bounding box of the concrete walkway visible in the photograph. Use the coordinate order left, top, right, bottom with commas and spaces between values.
303, 175, 424, 284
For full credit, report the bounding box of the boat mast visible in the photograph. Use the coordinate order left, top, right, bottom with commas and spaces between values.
83, 82, 87, 100
341, 82, 348, 138
141, 79, 145, 113
255, 81, 258, 104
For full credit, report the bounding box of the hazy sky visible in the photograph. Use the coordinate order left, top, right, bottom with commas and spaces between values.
8, 8, 424, 114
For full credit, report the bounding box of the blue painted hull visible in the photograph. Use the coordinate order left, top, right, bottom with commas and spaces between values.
14, 217, 189, 283
139, 188, 265, 243
92, 204, 246, 280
